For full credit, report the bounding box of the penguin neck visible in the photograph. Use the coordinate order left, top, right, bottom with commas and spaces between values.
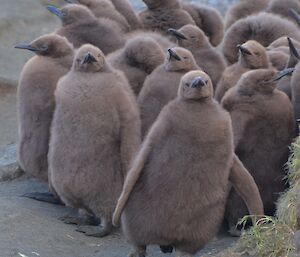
148, 1, 180, 10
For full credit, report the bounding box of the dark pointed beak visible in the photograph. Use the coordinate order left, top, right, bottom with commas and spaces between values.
191, 76, 206, 88
14, 43, 39, 52
274, 68, 295, 81
168, 48, 181, 61
81, 52, 97, 65
167, 28, 187, 40
47, 5, 64, 19
289, 8, 300, 27
237, 44, 252, 55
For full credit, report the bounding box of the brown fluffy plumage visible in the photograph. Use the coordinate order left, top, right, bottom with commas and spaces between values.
215, 40, 270, 102
110, 0, 143, 30
138, 47, 199, 137
66, 0, 131, 32
181, 2, 224, 46
48, 4, 125, 54
48, 44, 141, 237
222, 68, 295, 234
113, 70, 263, 256
16, 34, 74, 182
222, 12, 300, 64
224, 0, 270, 30
266, 0, 300, 24
108, 36, 165, 95
291, 62, 300, 120
139, 0, 195, 35
170, 24, 226, 89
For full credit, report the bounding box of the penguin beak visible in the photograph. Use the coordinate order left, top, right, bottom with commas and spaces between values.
14, 43, 42, 52
167, 28, 187, 40
168, 48, 182, 61
274, 68, 295, 81
82, 52, 97, 65
237, 44, 252, 55
287, 37, 300, 68
289, 8, 300, 27
191, 76, 206, 88
47, 5, 64, 19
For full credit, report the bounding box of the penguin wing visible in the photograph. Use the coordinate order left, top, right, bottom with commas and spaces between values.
112, 106, 172, 226
229, 155, 264, 223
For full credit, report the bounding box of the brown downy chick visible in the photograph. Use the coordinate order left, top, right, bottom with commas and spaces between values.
48, 44, 141, 237
138, 47, 199, 137
110, 0, 143, 30
222, 12, 300, 64
16, 34, 74, 183
169, 24, 226, 89
64, 0, 131, 32
222, 68, 295, 235
224, 0, 270, 30
139, 0, 195, 35
108, 36, 165, 95
181, 2, 224, 47
215, 40, 270, 102
266, 0, 300, 25
269, 36, 300, 50
47, 4, 125, 54
113, 70, 263, 257
267, 49, 289, 71
276, 38, 300, 99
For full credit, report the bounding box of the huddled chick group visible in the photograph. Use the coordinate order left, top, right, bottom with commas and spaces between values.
15, 0, 300, 256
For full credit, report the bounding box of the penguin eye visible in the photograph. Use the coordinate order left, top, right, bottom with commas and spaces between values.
183, 56, 188, 59
254, 52, 260, 56
185, 82, 189, 87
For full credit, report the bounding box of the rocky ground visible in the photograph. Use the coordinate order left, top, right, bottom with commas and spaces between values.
0, 1, 238, 256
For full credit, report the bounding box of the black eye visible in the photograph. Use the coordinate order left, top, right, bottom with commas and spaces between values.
185, 82, 189, 87
183, 57, 188, 59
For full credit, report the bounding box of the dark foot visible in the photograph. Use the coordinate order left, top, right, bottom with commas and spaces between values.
160, 245, 173, 253
128, 246, 147, 257
228, 226, 242, 237
75, 224, 112, 237
59, 214, 99, 226
22, 192, 63, 205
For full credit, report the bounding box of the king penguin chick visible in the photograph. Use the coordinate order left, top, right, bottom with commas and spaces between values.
110, 0, 143, 30
222, 68, 295, 236
112, 70, 263, 257
169, 24, 226, 89
223, 12, 300, 64
224, 0, 270, 30
64, 0, 131, 32
47, 4, 125, 54
138, 47, 199, 137
15, 34, 74, 183
266, 0, 300, 25
181, 2, 224, 47
107, 36, 165, 95
139, 0, 195, 35
48, 44, 141, 237
215, 40, 270, 102
276, 38, 300, 99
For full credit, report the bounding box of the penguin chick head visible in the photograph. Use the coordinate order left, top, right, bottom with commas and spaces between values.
165, 47, 198, 72
237, 68, 279, 96
74, 44, 108, 72
15, 34, 73, 58
237, 40, 269, 69
124, 36, 164, 73
178, 70, 213, 101
168, 25, 210, 49
142, 0, 180, 9
47, 4, 95, 26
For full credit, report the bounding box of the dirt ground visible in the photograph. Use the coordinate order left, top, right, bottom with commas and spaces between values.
0, 1, 238, 256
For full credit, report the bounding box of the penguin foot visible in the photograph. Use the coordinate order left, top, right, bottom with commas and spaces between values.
75, 224, 112, 237
228, 226, 242, 237
59, 213, 99, 226
22, 192, 63, 205
128, 245, 146, 257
